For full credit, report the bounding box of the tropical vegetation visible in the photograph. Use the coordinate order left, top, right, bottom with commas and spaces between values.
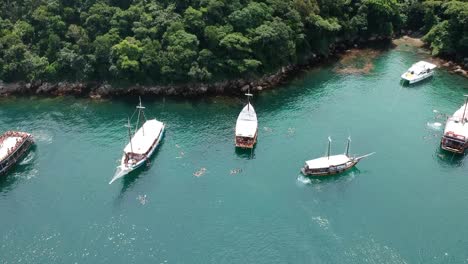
0, 0, 466, 84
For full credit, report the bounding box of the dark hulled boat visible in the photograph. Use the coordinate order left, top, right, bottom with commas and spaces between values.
0, 131, 34, 175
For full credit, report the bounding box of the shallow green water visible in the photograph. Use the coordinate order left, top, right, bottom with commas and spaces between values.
1, 46, 467, 264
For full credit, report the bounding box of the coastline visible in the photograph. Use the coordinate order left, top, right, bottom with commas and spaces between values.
393, 35, 468, 78
0, 50, 333, 99
0, 37, 465, 99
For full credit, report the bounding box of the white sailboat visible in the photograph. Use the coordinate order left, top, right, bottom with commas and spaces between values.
109, 98, 165, 184
301, 137, 374, 176
401, 61, 436, 84
235, 91, 258, 148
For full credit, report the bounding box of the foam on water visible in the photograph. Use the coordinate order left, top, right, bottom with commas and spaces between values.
18, 151, 35, 165
344, 237, 409, 264
296, 175, 311, 185
311, 216, 330, 230
427, 122, 443, 130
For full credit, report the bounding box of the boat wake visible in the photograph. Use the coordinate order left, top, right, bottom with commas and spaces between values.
19, 151, 35, 165
32, 130, 53, 144
296, 175, 311, 185
109, 166, 129, 184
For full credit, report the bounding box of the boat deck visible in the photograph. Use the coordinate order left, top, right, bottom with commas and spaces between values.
305, 154, 351, 169
124, 119, 164, 155
0, 137, 22, 161
236, 103, 258, 138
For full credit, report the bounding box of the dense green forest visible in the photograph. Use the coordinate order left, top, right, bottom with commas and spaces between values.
0, 0, 466, 84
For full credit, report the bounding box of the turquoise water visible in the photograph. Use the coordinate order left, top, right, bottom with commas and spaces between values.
1, 46, 467, 263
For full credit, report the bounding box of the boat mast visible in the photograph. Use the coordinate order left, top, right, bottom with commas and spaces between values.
345, 137, 351, 156
135, 97, 146, 136
246, 88, 253, 111
462, 94, 468, 125
327, 137, 332, 160
126, 117, 134, 153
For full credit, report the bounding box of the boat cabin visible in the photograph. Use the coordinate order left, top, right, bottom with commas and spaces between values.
302, 154, 355, 176
235, 135, 256, 147
123, 152, 145, 164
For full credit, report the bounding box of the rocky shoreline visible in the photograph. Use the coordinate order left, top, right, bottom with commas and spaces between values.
0, 38, 391, 98
0, 63, 306, 98
394, 34, 468, 78
0, 37, 465, 99
0, 54, 328, 98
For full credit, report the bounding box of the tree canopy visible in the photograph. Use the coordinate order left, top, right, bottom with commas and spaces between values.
0, 0, 465, 84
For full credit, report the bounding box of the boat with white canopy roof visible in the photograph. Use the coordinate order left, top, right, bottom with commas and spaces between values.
235, 91, 258, 149
301, 137, 374, 176
0, 131, 34, 175
109, 98, 165, 184
440, 95, 468, 154
401, 61, 436, 84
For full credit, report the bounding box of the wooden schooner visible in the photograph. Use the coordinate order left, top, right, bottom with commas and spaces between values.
235, 91, 258, 149
301, 137, 374, 176
109, 98, 165, 184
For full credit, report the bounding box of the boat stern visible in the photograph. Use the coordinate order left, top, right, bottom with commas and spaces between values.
235, 132, 257, 149
401, 72, 413, 82
441, 131, 467, 154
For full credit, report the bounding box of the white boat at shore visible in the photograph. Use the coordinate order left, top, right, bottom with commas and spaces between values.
440, 95, 468, 154
109, 98, 165, 184
401, 61, 436, 84
235, 92, 258, 149
301, 137, 374, 176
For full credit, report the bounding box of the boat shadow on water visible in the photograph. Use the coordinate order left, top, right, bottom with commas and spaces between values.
234, 145, 256, 159
0, 145, 38, 194
116, 140, 165, 196
435, 147, 466, 168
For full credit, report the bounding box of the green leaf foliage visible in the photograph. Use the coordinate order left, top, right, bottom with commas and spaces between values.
0, 0, 465, 83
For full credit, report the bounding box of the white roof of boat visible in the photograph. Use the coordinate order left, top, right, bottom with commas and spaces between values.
444, 103, 468, 137
452, 103, 468, 120
305, 154, 351, 169
235, 103, 258, 138
408, 61, 436, 72
124, 119, 164, 154
0, 136, 22, 161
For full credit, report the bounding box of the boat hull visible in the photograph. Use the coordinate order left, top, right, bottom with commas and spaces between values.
0, 133, 34, 175
401, 71, 434, 84
301, 160, 359, 176
110, 125, 165, 184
